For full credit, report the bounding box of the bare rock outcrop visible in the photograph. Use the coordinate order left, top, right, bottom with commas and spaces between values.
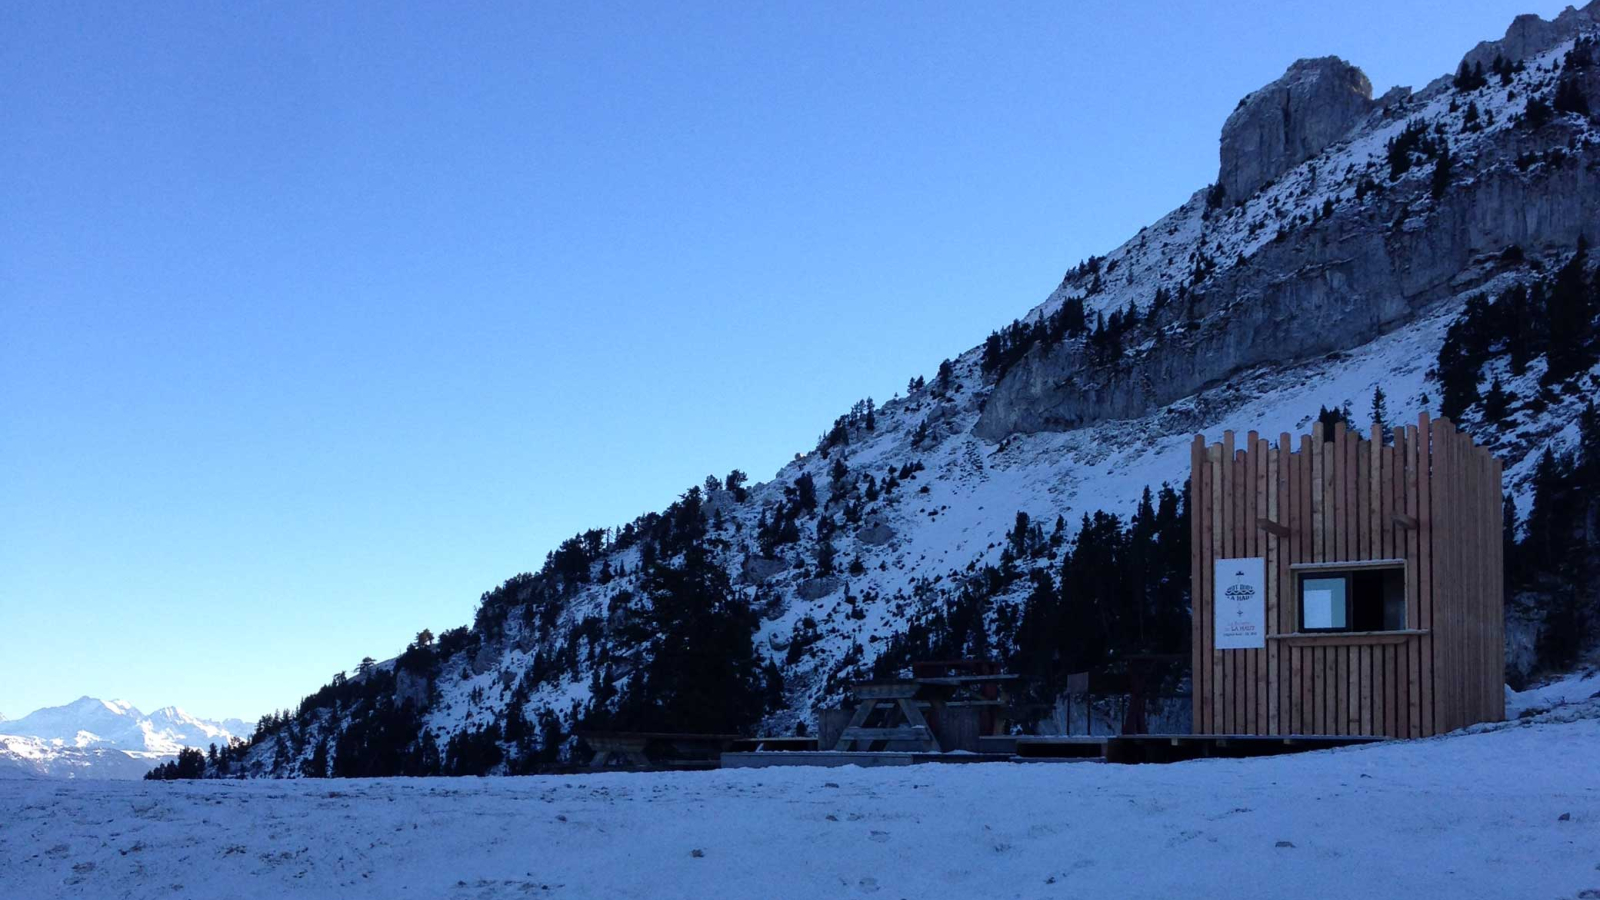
978, 111, 1600, 439
741, 554, 788, 585
1461, 2, 1600, 72
1217, 57, 1374, 204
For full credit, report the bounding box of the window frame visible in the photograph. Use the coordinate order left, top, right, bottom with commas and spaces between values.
1292, 560, 1408, 635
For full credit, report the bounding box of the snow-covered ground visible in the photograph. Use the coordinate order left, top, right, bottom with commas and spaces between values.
1508, 668, 1600, 717
3, 705, 1597, 900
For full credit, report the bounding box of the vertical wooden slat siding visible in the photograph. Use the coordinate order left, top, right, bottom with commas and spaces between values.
1190, 435, 1204, 735
1436, 421, 1449, 733
1187, 421, 1501, 740
1403, 424, 1421, 739
1195, 438, 1207, 735
1484, 454, 1497, 720
1374, 428, 1388, 736
1480, 432, 1491, 722
1479, 436, 1493, 723
1315, 425, 1328, 735
1236, 445, 1248, 735
1417, 412, 1435, 737
1356, 431, 1372, 736
1235, 445, 1246, 735
1487, 446, 1500, 720
1380, 437, 1397, 738
1449, 420, 1465, 732
1332, 421, 1347, 565
1267, 442, 1281, 734
1337, 427, 1350, 735
1345, 427, 1360, 736
1279, 434, 1295, 734
1462, 425, 1475, 727
1478, 434, 1495, 723
1293, 435, 1309, 735
1328, 637, 1340, 736
1241, 438, 1253, 735
1239, 444, 1250, 734
1436, 417, 1457, 733
1241, 435, 1254, 736
1254, 434, 1269, 733
1400, 426, 1415, 737
1211, 440, 1225, 734
1200, 441, 1214, 733
1459, 429, 1470, 728
1202, 439, 1217, 734
1258, 436, 1271, 730
1394, 427, 1411, 737
1220, 431, 1234, 735
1301, 433, 1315, 734
1241, 436, 1254, 735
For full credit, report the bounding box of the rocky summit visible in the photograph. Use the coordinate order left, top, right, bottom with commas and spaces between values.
1217, 56, 1376, 205
220, 4, 1600, 778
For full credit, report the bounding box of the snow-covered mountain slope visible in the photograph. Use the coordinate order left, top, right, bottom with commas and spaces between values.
0, 697, 246, 779
0, 735, 169, 781
235, 4, 1600, 777
7, 694, 1598, 898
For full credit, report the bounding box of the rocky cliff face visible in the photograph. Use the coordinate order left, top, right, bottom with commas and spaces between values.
241, 7, 1600, 777
1461, 2, 1600, 72
977, 35, 1600, 439
1216, 57, 1375, 205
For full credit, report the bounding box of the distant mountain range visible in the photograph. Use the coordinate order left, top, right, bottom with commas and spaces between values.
0, 697, 247, 779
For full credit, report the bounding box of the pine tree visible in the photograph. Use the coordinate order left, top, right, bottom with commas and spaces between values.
1523, 96, 1554, 130
1370, 385, 1390, 433
1524, 448, 1576, 577
1430, 145, 1453, 200
1437, 293, 1491, 419
725, 469, 749, 502
1316, 405, 1354, 439
617, 545, 770, 734
1453, 60, 1488, 91
794, 473, 818, 514
1504, 284, 1533, 376
1502, 492, 1521, 592
815, 534, 837, 576
1554, 76, 1590, 116
1482, 374, 1510, 422
1544, 241, 1597, 383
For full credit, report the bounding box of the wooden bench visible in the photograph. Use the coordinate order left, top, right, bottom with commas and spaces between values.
576, 731, 741, 770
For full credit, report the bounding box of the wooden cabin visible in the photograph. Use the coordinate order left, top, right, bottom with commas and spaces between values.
1189, 414, 1504, 739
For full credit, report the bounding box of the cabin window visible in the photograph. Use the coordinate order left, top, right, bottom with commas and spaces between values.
1297, 565, 1405, 632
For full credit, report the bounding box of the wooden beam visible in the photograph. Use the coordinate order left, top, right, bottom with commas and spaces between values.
1257, 517, 1291, 538
839, 726, 933, 743
1392, 512, 1420, 530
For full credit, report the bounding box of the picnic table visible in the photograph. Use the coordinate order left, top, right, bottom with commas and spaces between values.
576, 731, 741, 770
828, 669, 1024, 752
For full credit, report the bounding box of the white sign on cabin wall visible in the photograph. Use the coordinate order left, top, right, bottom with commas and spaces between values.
1214, 557, 1267, 649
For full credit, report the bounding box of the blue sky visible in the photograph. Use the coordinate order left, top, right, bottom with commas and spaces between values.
0, 2, 1562, 721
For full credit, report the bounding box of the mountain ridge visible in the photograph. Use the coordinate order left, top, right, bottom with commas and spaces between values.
220, 4, 1600, 778
0, 696, 247, 779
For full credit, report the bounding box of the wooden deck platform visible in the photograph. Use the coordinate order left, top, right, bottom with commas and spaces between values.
1102, 733, 1385, 764
723, 734, 1385, 768
719, 751, 1010, 769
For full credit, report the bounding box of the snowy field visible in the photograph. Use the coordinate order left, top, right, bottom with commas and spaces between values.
2, 704, 1598, 900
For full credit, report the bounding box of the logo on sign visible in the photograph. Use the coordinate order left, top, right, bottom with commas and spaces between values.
1225, 573, 1255, 619
1214, 557, 1266, 649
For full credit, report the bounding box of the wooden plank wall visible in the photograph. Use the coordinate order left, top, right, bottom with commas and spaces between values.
1189, 415, 1505, 737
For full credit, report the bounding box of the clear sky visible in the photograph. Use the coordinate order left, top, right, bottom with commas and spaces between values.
0, 1, 1564, 722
